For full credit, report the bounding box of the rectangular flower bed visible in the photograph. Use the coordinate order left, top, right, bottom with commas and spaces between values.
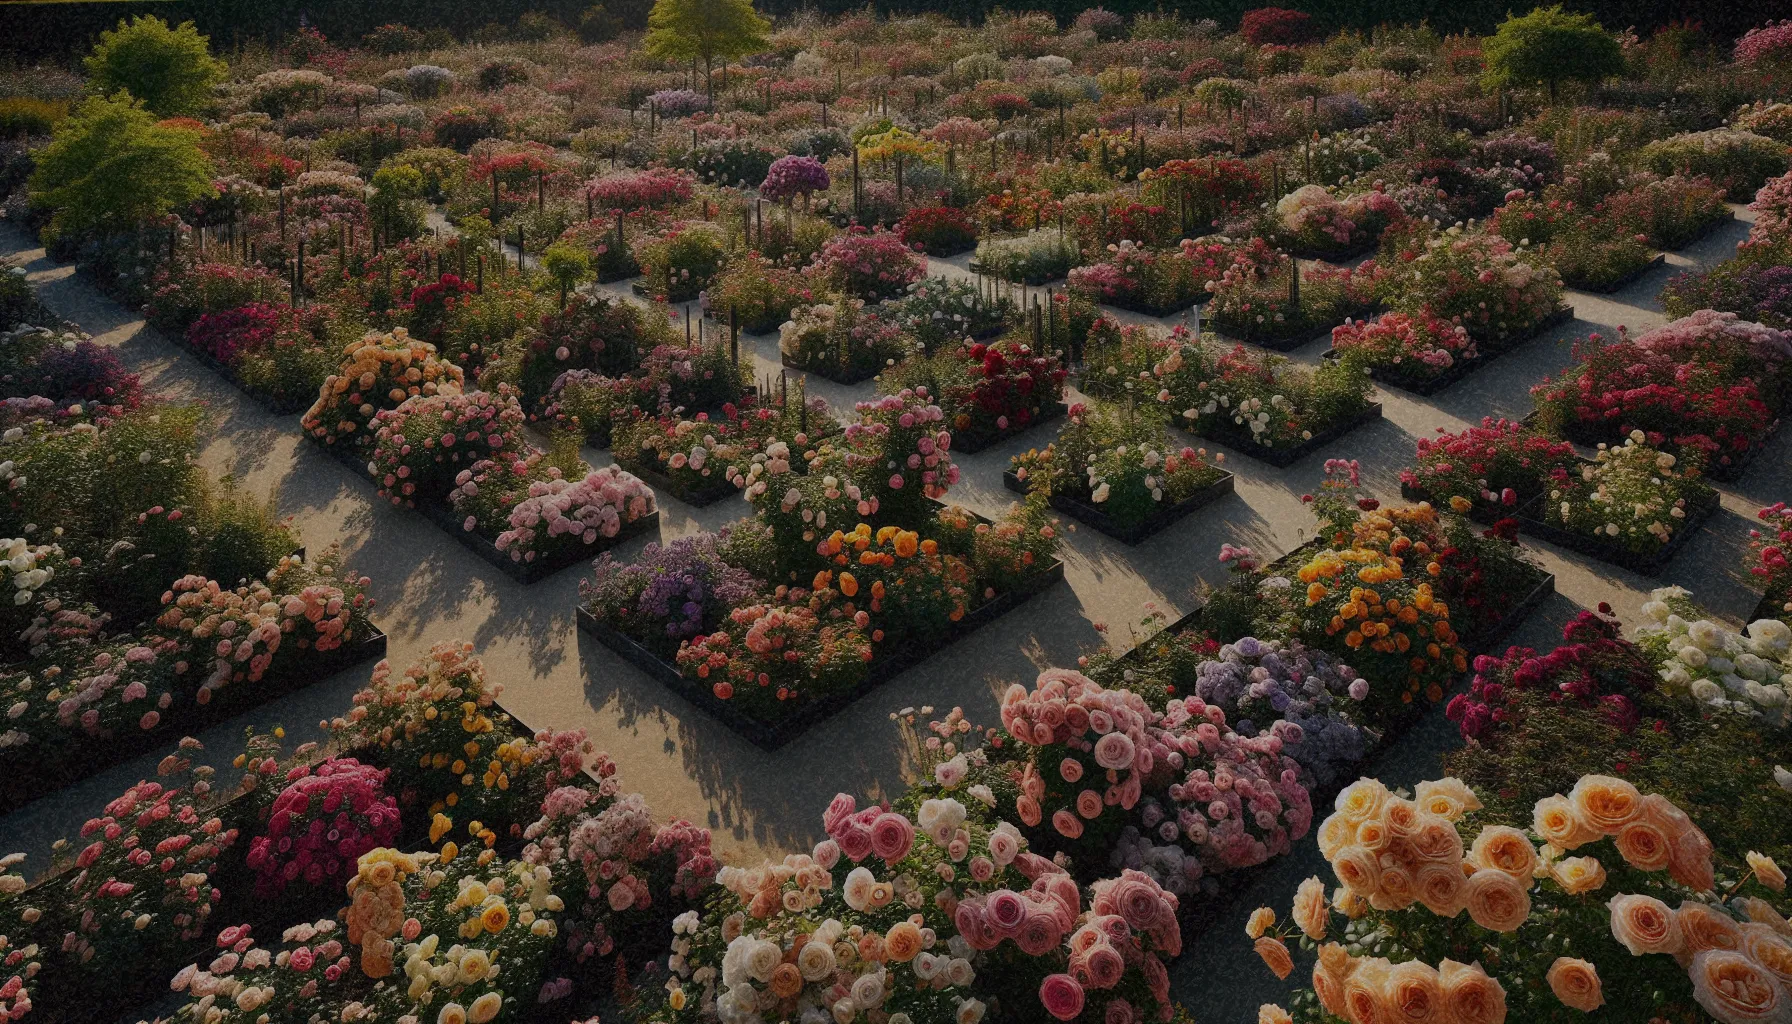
1001, 468, 1235, 545
780, 352, 882, 386
1515, 487, 1720, 576
1397, 481, 1534, 526
313, 439, 661, 584
1215, 324, 1339, 354
1572, 253, 1667, 295
1321, 304, 1575, 397
0, 626, 388, 818
1185, 402, 1383, 468
1551, 415, 1780, 486
160, 328, 314, 416
619, 457, 740, 507
578, 558, 1065, 750
950, 400, 1068, 455
1100, 293, 1207, 319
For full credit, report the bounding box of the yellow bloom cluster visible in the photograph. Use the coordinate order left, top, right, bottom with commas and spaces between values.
302, 327, 464, 445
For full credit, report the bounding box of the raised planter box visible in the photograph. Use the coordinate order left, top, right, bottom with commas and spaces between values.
578, 559, 1066, 750
0, 626, 388, 818
1516, 487, 1720, 576
1551, 415, 1780, 486
311, 437, 661, 584
159, 330, 315, 415
1100, 293, 1207, 319
1568, 253, 1666, 295
1210, 320, 1342, 354
780, 353, 883, 386
1398, 481, 1536, 526
951, 400, 1068, 455
1186, 402, 1383, 468
1002, 469, 1235, 545
1321, 304, 1575, 397
616, 456, 739, 507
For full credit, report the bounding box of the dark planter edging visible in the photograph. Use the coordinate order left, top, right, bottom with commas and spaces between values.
1001, 469, 1236, 545
577, 559, 1066, 750
615, 456, 740, 507
1567, 253, 1666, 295
1553, 416, 1780, 486
1321, 304, 1576, 397
950, 400, 1068, 455
1515, 487, 1720, 576
0, 626, 388, 818
309, 437, 661, 584
1657, 211, 1734, 253
1210, 320, 1343, 354
1185, 402, 1383, 468
1100, 293, 1208, 319
780, 353, 882, 386
1398, 482, 1535, 526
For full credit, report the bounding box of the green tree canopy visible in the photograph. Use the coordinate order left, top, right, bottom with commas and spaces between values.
644, 0, 770, 86
83, 15, 227, 118
28, 93, 216, 240
1482, 5, 1626, 103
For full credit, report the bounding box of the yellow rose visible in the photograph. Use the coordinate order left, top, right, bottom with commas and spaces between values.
1468, 825, 1540, 880
1463, 868, 1531, 933
1607, 893, 1685, 956
1414, 778, 1483, 822
1748, 852, 1788, 893
1552, 856, 1607, 896
1546, 957, 1603, 1012
1439, 959, 1507, 1024
1292, 877, 1329, 941
1568, 775, 1642, 835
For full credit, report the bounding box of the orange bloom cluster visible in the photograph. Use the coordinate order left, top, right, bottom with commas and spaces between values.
1297, 543, 1464, 705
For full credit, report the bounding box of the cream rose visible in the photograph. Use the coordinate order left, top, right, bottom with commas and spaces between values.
1568, 775, 1641, 835
1532, 794, 1600, 851
1608, 894, 1685, 956
1463, 869, 1531, 933
1439, 959, 1507, 1024
1414, 778, 1482, 822
1552, 856, 1607, 896
1545, 957, 1603, 1012
1293, 876, 1329, 941
1469, 825, 1539, 880
1689, 950, 1789, 1024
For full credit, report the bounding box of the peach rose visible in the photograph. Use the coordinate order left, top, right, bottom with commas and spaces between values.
1414, 778, 1482, 822
1545, 957, 1603, 1012
1689, 949, 1789, 1024
1463, 868, 1531, 933
1552, 856, 1607, 896
1342, 957, 1392, 1024
1614, 820, 1673, 873
1679, 901, 1743, 954
1743, 897, 1792, 938
1568, 775, 1641, 835
1246, 906, 1277, 940
1608, 893, 1685, 956
1293, 876, 1329, 941
1377, 864, 1416, 911
1381, 799, 1420, 837
1355, 816, 1393, 853
1318, 813, 1354, 860
1740, 922, 1792, 986
1406, 815, 1465, 865
1382, 958, 1445, 1022
1312, 964, 1350, 1019
1334, 885, 1369, 919
769, 961, 804, 998
1414, 861, 1467, 918
1669, 825, 1717, 894
1332, 845, 1383, 897
1335, 779, 1392, 824
1532, 794, 1600, 852
885, 920, 923, 962
1469, 826, 1539, 880
1257, 1005, 1293, 1024
1439, 959, 1507, 1024
1255, 936, 1294, 980
1748, 852, 1787, 893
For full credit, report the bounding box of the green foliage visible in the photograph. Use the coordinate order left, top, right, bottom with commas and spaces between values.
27, 93, 215, 241
369, 164, 429, 238
541, 240, 593, 295
644, 0, 771, 70
578, 5, 625, 42
0, 97, 68, 137
1481, 5, 1625, 101
83, 16, 226, 118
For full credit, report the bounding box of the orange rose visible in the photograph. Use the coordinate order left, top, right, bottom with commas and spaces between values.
1546, 957, 1603, 1012
1439, 959, 1507, 1024
1689, 949, 1789, 1022
1608, 893, 1685, 956
1463, 868, 1530, 933
1568, 775, 1641, 835
1255, 936, 1294, 980
1552, 855, 1607, 896
1383, 958, 1445, 1022
884, 920, 922, 962
1414, 861, 1467, 918
1614, 820, 1674, 873
769, 961, 804, 998
1293, 876, 1329, 941
1469, 825, 1539, 880
1679, 901, 1743, 954
1532, 794, 1600, 852
1741, 922, 1792, 986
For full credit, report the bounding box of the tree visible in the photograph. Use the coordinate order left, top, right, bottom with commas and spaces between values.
1482, 5, 1626, 104
83, 16, 227, 118
643, 0, 770, 95
541, 242, 593, 309
28, 93, 216, 241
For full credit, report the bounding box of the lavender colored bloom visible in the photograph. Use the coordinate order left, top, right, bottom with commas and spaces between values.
648, 89, 709, 118
581, 532, 760, 655
1192, 636, 1366, 788
759, 156, 830, 203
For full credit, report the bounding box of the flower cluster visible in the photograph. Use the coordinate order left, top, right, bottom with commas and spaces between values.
246, 757, 400, 898
1540, 434, 1712, 556
490, 465, 656, 564
302, 328, 465, 448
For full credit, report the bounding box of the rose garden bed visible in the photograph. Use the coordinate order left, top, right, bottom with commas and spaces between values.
1001, 467, 1236, 545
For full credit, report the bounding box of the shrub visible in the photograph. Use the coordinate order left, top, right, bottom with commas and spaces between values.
363, 23, 426, 54
83, 16, 226, 118
1239, 7, 1313, 47
0, 97, 67, 137
1639, 130, 1790, 201
896, 205, 977, 256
